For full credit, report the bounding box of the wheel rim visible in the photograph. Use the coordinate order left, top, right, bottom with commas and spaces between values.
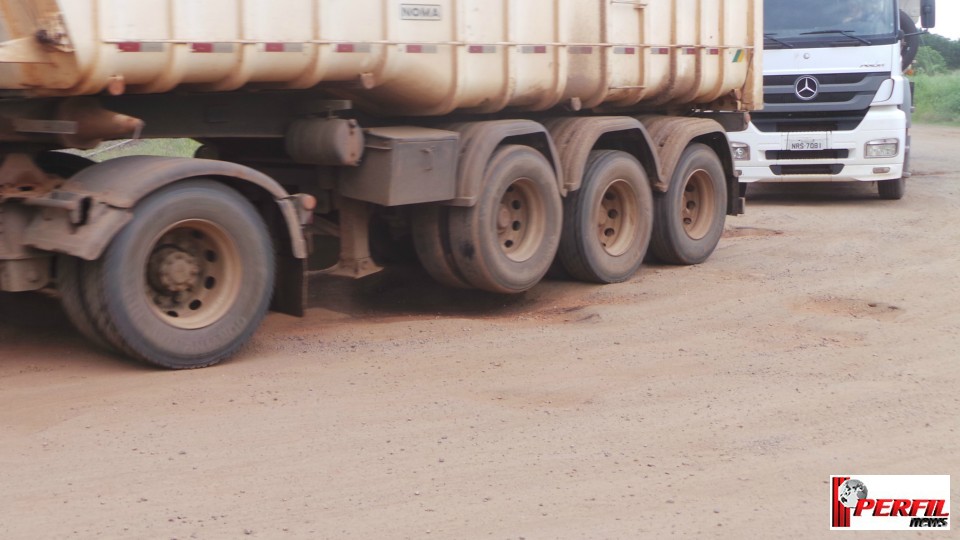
145, 219, 243, 330
496, 178, 546, 262
681, 169, 717, 241
595, 179, 640, 257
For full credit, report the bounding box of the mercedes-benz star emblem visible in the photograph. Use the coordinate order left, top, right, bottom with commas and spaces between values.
795, 76, 820, 101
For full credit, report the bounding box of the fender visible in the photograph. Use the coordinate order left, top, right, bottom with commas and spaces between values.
23, 155, 308, 261
542, 116, 662, 193
638, 116, 732, 192
444, 120, 564, 206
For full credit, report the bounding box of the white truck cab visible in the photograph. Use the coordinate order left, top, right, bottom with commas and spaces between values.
730, 0, 936, 200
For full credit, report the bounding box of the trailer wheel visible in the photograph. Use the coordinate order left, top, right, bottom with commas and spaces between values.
650, 143, 727, 265
81, 180, 274, 369
42, 154, 117, 352
878, 177, 905, 200
558, 151, 653, 283
448, 145, 562, 294
56, 256, 113, 351
411, 205, 472, 289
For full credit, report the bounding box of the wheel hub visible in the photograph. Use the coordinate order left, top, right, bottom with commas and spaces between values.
152, 249, 202, 293
681, 169, 715, 240
497, 205, 513, 230
595, 179, 638, 257
497, 184, 532, 257
143, 220, 242, 330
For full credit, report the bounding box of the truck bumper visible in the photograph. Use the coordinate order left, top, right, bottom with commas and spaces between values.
730, 106, 906, 184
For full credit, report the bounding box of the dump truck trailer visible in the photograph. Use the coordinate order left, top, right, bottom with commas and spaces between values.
0, 0, 762, 368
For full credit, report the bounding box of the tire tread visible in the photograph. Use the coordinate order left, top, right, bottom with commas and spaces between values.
649, 143, 727, 265
558, 150, 653, 283
82, 180, 274, 369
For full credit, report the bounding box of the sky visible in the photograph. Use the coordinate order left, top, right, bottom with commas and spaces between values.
930, 2, 959, 40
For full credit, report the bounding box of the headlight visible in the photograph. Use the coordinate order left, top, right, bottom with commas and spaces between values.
865, 139, 899, 158
730, 142, 750, 161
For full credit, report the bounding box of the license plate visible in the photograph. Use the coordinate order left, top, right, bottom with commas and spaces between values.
788, 136, 827, 151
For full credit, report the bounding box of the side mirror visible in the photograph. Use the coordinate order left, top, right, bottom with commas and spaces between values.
921, 0, 936, 29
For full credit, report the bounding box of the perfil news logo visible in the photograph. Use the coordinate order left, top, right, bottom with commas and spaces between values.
831, 475, 951, 530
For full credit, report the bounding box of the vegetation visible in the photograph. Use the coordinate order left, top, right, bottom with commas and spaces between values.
910, 35, 960, 125
912, 71, 960, 124
919, 34, 960, 72
78, 138, 200, 161
913, 46, 946, 75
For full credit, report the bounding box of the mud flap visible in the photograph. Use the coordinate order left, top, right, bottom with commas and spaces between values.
271, 255, 306, 317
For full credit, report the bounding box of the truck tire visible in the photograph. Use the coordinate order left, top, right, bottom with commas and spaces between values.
558, 150, 653, 283
80, 180, 275, 369
878, 177, 905, 200
43, 154, 116, 351
448, 145, 562, 294
650, 143, 727, 265
411, 205, 472, 289
57, 256, 113, 352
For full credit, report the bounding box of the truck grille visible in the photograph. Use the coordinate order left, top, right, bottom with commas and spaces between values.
770, 164, 845, 175
752, 110, 870, 133
764, 72, 874, 86
756, 71, 891, 129
766, 150, 850, 160
765, 92, 857, 104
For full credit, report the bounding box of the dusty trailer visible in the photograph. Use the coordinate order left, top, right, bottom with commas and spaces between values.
0, 0, 762, 368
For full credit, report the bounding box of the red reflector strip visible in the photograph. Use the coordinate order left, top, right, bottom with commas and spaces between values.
468, 45, 496, 54
519, 45, 547, 54
117, 42, 165, 53
264, 42, 305, 53
708, 48, 720, 55
652, 47, 670, 55
613, 47, 637, 55
405, 44, 438, 54
684, 47, 697, 55
191, 42, 235, 53
335, 43, 371, 53
568, 45, 593, 54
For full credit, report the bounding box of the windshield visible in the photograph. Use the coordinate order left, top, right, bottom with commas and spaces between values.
765, 0, 897, 47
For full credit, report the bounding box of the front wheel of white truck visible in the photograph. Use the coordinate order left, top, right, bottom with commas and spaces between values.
81, 180, 275, 369
878, 178, 905, 201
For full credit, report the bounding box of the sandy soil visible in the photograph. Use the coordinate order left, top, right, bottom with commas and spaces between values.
1, 124, 958, 539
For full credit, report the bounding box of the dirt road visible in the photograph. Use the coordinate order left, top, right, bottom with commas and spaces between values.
1, 124, 958, 539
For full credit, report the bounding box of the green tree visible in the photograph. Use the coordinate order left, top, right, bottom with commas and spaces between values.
920, 33, 960, 70
914, 46, 946, 75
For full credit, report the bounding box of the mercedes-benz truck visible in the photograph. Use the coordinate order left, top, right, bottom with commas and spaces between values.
730, 0, 935, 200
